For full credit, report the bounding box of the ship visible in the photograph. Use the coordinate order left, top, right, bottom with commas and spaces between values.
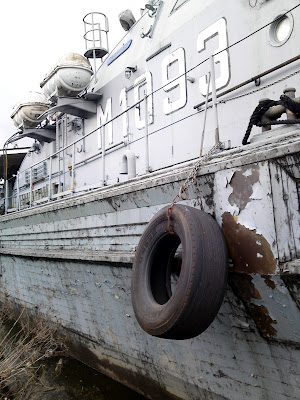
0, 0, 300, 399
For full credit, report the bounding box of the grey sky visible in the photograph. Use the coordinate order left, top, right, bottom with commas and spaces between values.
0, 0, 143, 147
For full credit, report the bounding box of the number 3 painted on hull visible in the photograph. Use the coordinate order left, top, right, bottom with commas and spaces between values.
197, 18, 230, 96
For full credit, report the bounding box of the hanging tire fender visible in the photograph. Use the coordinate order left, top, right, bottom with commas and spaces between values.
131, 204, 228, 340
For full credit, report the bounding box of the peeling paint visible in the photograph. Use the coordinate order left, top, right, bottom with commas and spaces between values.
230, 274, 261, 300
222, 212, 277, 274
230, 274, 278, 338
228, 166, 260, 212
247, 304, 278, 338
262, 275, 276, 290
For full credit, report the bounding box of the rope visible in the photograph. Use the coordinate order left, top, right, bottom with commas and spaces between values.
242, 99, 279, 145
279, 95, 300, 118
242, 96, 300, 145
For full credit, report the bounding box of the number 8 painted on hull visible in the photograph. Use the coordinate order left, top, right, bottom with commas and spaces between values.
197, 18, 230, 96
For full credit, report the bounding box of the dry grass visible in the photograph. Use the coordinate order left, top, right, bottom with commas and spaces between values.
0, 304, 66, 400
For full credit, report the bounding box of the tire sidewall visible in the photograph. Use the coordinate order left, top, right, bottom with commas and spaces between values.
132, 205, 205, 336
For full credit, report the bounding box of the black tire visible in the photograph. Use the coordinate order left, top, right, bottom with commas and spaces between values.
131, 204, 228, 340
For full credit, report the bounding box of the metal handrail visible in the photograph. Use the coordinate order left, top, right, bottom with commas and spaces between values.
3, 75, 196, 212
5, 40, 299, 213
194, 54, 300, 110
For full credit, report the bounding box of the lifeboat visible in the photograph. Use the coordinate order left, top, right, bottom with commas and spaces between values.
10, 91, 49, 129
40, 53, 93, 101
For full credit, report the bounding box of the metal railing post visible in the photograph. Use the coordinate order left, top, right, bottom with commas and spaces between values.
5, 180, 8, 214
98, 23, 102, 47
210, 55, 220, 144
200, 72, 212, 157
82, 119, 86, 152
48, 156, 52, 202
58, 148, 62, 193
71, 143, 75, 193
17, 172, 20, 211
101, 125, 106, 185
29, 167, 33, 207
144, 93, 150, 173
92, 13, 97, 83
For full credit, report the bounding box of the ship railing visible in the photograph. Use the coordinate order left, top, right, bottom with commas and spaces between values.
5, 134, 125, 213
83, 12, 109, 56
4, 64, 295, 213
6, 85, 162, 213
5, 12, 300, 214
83, 12, 109, 83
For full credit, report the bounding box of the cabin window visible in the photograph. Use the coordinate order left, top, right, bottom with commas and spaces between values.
268, 13, 293, 47
170, 0, 190, 15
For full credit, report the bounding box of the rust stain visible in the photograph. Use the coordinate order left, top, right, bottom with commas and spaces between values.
247, 304, 277, 338
230, 273, 261, 300
281, 275, 300, 310
262, 275, 276, 289
229, 166, 260, 212
66, 338, 197, 400
222, 212, 276, 274
230, 273, 278, 338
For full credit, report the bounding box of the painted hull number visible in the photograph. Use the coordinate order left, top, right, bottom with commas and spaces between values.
99, 18, 230, 141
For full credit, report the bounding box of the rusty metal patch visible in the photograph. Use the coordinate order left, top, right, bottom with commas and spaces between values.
262, 275, 276, 289
222, 212, 276, 274
247, 304, 277, 338
228, 166, 260, 212
230, 273, 278, 338
230, 273, 261, 299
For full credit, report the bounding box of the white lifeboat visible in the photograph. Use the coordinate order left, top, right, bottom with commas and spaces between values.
40, 53, 93, 101
10, 91, 49, 129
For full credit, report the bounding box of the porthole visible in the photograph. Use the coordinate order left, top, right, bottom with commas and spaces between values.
268, 13, 294, 47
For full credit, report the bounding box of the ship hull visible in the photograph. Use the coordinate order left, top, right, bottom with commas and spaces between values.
1, 131, 300, 400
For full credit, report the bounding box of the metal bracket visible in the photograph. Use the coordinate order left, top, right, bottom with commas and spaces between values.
15, 127, 56, 143
141, 1, 163, 39
141, 25, 153, 38
43, 96, 101, 119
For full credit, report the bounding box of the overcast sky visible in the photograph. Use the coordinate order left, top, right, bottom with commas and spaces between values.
0, 0, 143, 148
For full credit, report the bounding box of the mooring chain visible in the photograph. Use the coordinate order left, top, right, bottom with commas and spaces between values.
167, 141, 222, 234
